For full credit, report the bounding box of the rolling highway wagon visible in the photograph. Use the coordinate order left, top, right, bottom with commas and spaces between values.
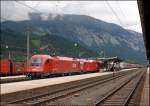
0, 59, 16, 76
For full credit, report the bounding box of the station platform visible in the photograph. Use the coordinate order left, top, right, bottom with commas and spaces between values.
0, 75, 26, 80
140, 67, 149, 106
0, 75, 27, 84
1, 72, 112, 94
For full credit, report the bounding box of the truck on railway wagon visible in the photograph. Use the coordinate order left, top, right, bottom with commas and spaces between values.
23, 54, 100, 78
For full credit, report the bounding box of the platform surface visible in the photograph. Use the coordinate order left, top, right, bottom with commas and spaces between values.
140, 67, 150, 106
0, 68, 136, 95
0, 75, 26, 80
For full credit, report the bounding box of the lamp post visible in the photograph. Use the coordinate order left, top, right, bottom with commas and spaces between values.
6, 45, 11, 59
100, 49, 105, 58
74, 43, 78, 57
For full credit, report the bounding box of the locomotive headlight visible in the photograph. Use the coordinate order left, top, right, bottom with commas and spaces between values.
32, 68, 37, 71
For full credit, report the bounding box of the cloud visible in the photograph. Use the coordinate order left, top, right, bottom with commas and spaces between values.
1, 1, 142, 32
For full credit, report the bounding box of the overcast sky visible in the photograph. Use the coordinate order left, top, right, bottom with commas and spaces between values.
1, 1, 142, 33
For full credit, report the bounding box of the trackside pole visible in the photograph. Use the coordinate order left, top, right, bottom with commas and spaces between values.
148, 60, 150, 71
112, 61, 115, 77
26, 29, 30, 72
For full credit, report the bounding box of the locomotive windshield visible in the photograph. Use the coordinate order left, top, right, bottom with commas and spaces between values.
31, 58, 42, 66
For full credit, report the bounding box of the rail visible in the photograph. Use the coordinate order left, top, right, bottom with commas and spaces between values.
94, 71, 146, 106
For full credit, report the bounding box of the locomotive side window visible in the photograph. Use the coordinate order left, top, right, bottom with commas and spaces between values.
31, 58, 42, 66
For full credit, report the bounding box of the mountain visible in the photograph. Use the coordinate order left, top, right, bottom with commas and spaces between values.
1, 29, 99, 61
1, 13, 147, 63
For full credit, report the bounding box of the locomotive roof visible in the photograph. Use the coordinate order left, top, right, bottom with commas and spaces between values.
54, 56, 75, 60
31, 55, 96, 62
31, 54, 51, 58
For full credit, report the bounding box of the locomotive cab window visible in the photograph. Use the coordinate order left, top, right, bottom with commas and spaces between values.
31, 58, 42, 66
45, 59, 49, 64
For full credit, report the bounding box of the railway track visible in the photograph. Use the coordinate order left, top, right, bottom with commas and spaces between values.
44, 70, 145, 106
94, 70, 146, 106
4, 69, 140, 106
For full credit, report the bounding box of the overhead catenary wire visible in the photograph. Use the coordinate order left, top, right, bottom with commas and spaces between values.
116, 0, 129, 27
105, 1, 140, 30
15, 1, 41, 13
105, 0, 124, 26
105, 0, 135, 35
116, 1, 139, 28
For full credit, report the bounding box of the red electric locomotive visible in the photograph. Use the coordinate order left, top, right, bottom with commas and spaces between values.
25, 54, 99, 78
